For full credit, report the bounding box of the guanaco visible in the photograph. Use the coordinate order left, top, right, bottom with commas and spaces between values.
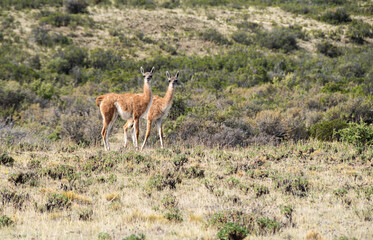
123, 71, 180, 150
96, 67, 154, 151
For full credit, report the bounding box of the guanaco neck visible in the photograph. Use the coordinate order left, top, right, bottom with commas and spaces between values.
163, 84, 175, 104
143, 82, 152, 103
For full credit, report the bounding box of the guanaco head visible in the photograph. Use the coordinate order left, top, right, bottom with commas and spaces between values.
141, 66, 155, 84
166, 71, 180, 87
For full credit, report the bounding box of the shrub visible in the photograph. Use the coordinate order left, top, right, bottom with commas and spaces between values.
0, 215, 14, 228
320, 8, 351, 25
338, 120, 373, 148
122, 234, 146, 240
257, 217, 280, 235
310, 119, 348, 141
98, 232, 111, 240
257, 27, 298, 52
200, 28, 230, 45
231, 31, 252, 45
38, 193, 71, 212
89, 48, 122, 70
316, 41, 342, 58
217, 222, 249, 240
31, 25, 71, 47
255, 110, 284, 139
254, 185, 269, 197
39, 12, 93, 27
275, 175, 310, 197
64, 0, 88, 14
346, 20, 373, 44
0, 189, 29, 210
78, 208, 93, 221
0, 152, 14, 166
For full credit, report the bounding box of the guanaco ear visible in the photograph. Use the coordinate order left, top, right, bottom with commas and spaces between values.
150, 67, 155, 74
140, 66, 145, 75
166, 71, 171, 79
175, 71, 179, 79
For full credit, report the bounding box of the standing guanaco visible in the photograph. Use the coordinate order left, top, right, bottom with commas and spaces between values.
96, 67, 154, 151
123, 71, 180, 150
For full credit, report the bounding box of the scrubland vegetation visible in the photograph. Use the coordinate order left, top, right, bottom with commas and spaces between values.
1, 0, 373, 239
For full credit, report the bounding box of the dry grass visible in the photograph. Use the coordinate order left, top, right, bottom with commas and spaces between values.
1, 134, 373, 239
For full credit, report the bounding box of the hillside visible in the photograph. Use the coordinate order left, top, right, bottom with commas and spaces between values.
1, 0, 373, 239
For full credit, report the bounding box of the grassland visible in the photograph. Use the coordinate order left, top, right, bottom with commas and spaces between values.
1, 0, 373, 239
1, 135, 373, 240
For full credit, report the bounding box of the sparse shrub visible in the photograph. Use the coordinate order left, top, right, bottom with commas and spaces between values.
236, 21, 261, 32
45, 164, 75, 180
8, 171, 37, 186
320, 8, 351, 25
145, 170, 181, 192
38, 193, 71, 212
254, 185, 269, 197
354, 205, 373, 222
200, 28, 230, 45
64, 0, 88, 14
0, 189, 29, 210
164, 209, 183, 222
39, 11, 94, 27
334, 236, 358, 240
217, 222, 249, 240
257, 27, 298, 52
310, 119, 348, 141
122, 234, 146, 240
257, 217, 280, 235
98, 232, 111, 240
280, 205, 295, 225
275, 175, 310, 197
346, 20, 373, 44
255, 110, 284, 139
78, 208, 93, 221
317, 41, 342, 58
208, 210, 255, 232
338, 120, 373, 148
32, 25, 71, 47
334, 188, 348, 198
362, 186, 373, 200
231, 31, 252, 45
0, 152, 14, 166
89, 48, 122, 70
161, 0, 180, 9
185, 165, 205, 178
159, 42, 177, 55
172, 154, 188, 170
0, 215, 14, 228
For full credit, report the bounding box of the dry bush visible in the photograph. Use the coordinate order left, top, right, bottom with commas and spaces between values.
281, 107, 307, 140
255, 110, 285, 139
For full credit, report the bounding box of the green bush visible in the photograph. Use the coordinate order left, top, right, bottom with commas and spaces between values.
316, 41, 342, 58
0, 152, 14, 166
39, 11, 94, 27
0, 0, 62, 10
257, 27, 298, 52
319, 8, 351, 25
257, 217, 280, 235
217, 222, 249, 240
122, 234, 146, 240
346, 20, 373, 44
338, 120, 373, 148
231, 31, 253, 45
310, 119, 348, 141
0, 215, 14, 228
200, 28, 230, 45
32, 25, 71, 47
64, 0, 88, 14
